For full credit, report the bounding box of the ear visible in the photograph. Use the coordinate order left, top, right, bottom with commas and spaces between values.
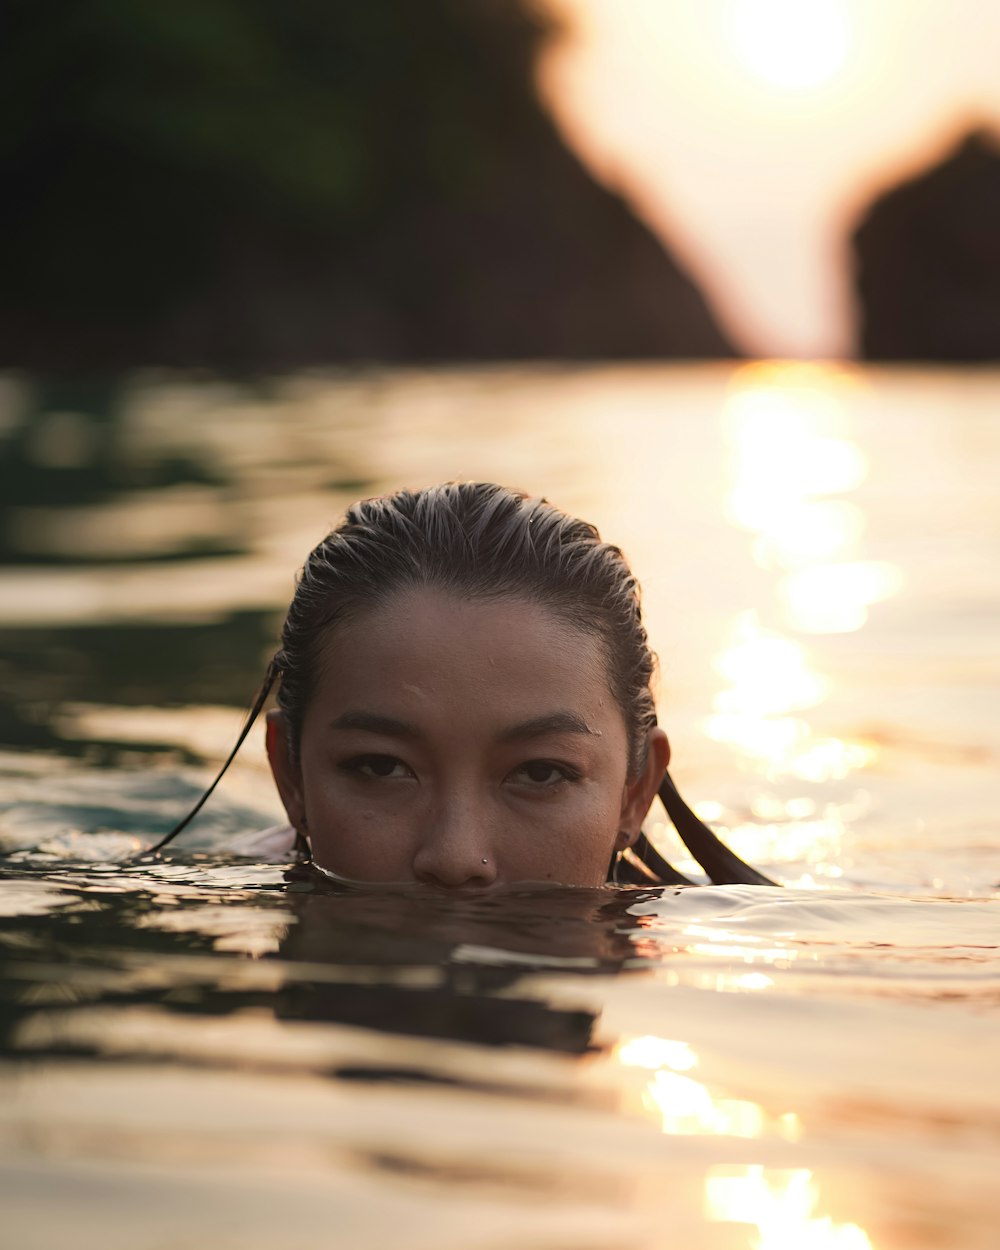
265, 710, 306, 832
617, 728, 670, 847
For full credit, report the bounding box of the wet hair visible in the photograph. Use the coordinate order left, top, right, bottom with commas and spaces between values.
275, 482, 656, 775
151, 482, 776, 888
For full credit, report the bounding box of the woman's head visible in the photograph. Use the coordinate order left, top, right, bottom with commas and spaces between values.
266, 483, 670, 888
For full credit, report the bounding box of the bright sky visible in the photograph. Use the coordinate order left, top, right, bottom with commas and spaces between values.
537, 0, 1000, 357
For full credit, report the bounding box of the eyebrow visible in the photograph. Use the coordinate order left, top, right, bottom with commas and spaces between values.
497, 711, 601, 742
328, 709, 600, 742
328, 711, 422, 738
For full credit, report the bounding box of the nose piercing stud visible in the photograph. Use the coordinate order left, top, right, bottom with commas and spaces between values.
481, 858, 488, 864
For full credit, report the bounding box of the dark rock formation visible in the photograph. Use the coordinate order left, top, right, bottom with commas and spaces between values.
853, 128, 1000, 361
0, 0, 732, 369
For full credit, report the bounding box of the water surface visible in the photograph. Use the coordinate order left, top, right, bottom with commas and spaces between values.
1, 363, 998, 1249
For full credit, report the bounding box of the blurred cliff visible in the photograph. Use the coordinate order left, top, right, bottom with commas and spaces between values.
853, 128, 1000, 361
0, 0, 733, 370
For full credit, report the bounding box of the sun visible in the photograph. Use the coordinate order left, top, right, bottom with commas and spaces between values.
725, 0, 850, 90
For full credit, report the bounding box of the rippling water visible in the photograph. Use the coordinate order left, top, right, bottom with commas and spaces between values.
1, 363, 998, 1249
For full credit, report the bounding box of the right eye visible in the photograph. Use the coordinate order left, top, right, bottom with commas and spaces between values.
339, 754, 414, 780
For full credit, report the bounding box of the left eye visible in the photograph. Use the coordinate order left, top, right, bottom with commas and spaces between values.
340, 754, 414, 780
508, 760, 577, 786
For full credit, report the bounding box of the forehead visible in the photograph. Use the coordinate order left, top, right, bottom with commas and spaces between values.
308, 586, 621, 730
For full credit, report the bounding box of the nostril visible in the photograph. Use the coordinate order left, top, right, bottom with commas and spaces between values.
413, 855, 497, 891
416, 868, 494, 892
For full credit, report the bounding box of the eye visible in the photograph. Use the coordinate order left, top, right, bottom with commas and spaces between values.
507, 760, 580, 787
340, 754, 414, 780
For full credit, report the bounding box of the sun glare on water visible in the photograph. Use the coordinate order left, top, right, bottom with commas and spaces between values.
726, 0, 850, 89
705, 1166, 873, 1249
613, 1037, 872, 1246
703, 365, 896, 790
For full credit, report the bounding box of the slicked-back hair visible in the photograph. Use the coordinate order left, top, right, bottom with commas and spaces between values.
274, 482, 658, 774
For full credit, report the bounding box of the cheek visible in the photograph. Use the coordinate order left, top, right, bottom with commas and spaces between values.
308, 811, 417, 881
574, 776, 631, 881
298, 763, 416, 878
509, 786, 621, 884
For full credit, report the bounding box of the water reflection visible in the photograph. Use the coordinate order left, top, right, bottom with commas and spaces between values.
0, 610, 278, 764
614, 1032, 800, 1141
0, 376, 233, 563
724, 363, 866, 528
780, 561, 903, 635
0, 365, 997, 1250
0, 374, 372, 567
711, 609, 829, 719
272, 875, 651, 1055
615, 1027, 873, 1247
709, 363, 895, 794
705, 610, 874, 783
705, 1166, 872, 1249
281, 870, 648, 970
1, 861, 659, 1069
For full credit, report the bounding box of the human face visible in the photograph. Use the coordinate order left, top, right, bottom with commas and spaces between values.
266, 586, 668, 890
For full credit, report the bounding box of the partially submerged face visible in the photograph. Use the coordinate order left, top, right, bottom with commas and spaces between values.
266, 585, 668, 889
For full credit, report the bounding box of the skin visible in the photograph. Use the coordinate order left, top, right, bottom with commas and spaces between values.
266, 586, 670, 891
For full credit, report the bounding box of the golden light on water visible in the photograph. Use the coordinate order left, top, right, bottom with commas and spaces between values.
705, 365, 891, 785
705, 1166, 873, 1249
779, 560, 904, 634
712, 613, 830, 717
678, 922, 802, 971
750, 500, 865, 571
723, 365, 868, 570
705, 611, 875, 782
615, 1035, 698, 1072
614, 1034, 800, 1141
714, 816, 850, 872
723, 367, 897, 633
644, 1069, 767, 1138
725, 0, 851, 91
614, 1036, 873, 1243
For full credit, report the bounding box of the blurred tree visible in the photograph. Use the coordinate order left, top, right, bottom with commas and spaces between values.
0, 0, 732, 367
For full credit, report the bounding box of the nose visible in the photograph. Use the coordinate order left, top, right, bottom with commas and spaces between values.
412, 799, 497, 891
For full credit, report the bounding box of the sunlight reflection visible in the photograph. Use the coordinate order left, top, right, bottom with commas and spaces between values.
732, 972, 776, 991
708, 365, 894, 790
706, 611, 875, 783
645, 1070, 765, 1138
614, 1036, 801, 1143
726, 0, 850, 91
780, 561, 904, 634
716, 816, 850, 870
751, 795, 817, 820
705, 1166, 873, 1249
616, 1035, 698, 1072
724, 365, 868, 581
712, 613, 830, 716
137, 906, 291, 958
750, 500, 864, 571
705, 712, 876, 784
729, 444, 866, 522
55, 703, 268, 765
680, 923, 799, 967
0, 880, 76, 918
